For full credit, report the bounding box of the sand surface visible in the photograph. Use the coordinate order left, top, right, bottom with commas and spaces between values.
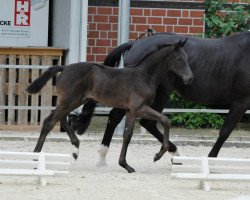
0, 138, 250, 200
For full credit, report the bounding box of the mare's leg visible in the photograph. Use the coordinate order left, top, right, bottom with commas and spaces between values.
118, 112, 136, 173
208, 102, 248, 157
97, 108, 126, 166
138, 105, 171, 162
139, 86, 177, 154
61, 116, 80, 159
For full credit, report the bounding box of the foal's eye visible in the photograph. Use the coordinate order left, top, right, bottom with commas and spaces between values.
177, 58, 182, 62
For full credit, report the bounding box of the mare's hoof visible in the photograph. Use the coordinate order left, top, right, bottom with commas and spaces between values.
72, 153, 78, 160
77, 128, 85, 135
96, 160, 107, 167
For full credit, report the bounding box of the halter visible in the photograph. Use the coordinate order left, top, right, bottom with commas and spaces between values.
136, 28, 156, 40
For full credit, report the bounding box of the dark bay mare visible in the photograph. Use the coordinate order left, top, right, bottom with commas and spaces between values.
72, 31, 250, 166
26, 40, 193, 173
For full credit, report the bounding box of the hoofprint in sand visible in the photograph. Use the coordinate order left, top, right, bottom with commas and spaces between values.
0, 135, 250, 200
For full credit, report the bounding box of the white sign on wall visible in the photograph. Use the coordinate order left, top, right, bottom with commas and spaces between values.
0, 0, 49, 47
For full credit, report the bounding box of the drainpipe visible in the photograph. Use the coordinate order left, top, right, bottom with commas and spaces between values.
68, 0, 81, 64
68, 0, 88, 63
79, 0, 88, 62
118, 0, 130, 45
116, 0, 131, 135
69, 0, 88, 115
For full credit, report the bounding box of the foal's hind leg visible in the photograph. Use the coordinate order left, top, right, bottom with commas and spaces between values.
61, 116, 80, 159
119, 112, 136, 173
138, 105, 171, 162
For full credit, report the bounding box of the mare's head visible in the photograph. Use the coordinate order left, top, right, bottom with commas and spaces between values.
159, 39, 194, 85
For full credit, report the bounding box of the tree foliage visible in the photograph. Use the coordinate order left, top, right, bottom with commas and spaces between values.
204, 0, 250, 38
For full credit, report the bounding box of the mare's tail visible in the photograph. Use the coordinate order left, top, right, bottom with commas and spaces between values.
103, 41, 133, 66
69, 100, 96, 135
73, 42, 134, 135
26, 66, 64, 94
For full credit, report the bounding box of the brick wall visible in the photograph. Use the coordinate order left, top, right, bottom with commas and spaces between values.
87, 1, 249, 63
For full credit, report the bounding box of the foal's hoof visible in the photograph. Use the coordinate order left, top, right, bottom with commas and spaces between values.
119, 161, 135, 173
154, 153, 161, 162
169, 149, 180, 157
72, 153, 78, 160
72, 147, 79, 160
127, 167, 135, 173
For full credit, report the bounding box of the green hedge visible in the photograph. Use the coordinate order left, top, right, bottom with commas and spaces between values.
168, 93, 224, 129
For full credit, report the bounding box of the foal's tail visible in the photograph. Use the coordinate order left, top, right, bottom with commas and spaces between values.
26, 66, 64, 94
74, 42, 134, 135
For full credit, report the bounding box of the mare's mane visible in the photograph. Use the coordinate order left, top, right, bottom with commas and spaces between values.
93, 43, 173, 70
126, 43, 173, 69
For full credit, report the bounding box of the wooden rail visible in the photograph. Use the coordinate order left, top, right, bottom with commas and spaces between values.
0, 47, 65, 130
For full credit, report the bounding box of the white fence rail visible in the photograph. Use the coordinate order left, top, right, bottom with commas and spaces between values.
171, 156, 250, 191
1, 106, 249, 115
0, 151, 71, 186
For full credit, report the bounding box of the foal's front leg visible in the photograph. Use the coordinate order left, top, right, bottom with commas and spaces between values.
118, 112, 136, 173
138, 105, 170, 162
34, 105, 67, 152
34, 102, 78, 153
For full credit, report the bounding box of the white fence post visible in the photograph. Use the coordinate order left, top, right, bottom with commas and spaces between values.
199, 157, 210, 191
0, 151, 70, 186
37, 152, 46, 186
171, 156, 250, 191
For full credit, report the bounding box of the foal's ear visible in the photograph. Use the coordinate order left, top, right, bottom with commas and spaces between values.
175, 38, 188, 49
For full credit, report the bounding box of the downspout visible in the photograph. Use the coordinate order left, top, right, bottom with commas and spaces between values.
68, 0, 81, 64
118, 0, 130, 45
116, 0, 131, 134
79, 0, 88, 62
68, 0, 88, 63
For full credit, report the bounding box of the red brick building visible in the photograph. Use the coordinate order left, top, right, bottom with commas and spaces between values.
87, 0, 249, 63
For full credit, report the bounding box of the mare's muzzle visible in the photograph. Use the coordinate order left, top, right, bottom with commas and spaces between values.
183, 73, 194, 85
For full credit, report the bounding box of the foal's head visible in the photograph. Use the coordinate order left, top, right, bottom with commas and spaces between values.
160, 39, 194, 85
